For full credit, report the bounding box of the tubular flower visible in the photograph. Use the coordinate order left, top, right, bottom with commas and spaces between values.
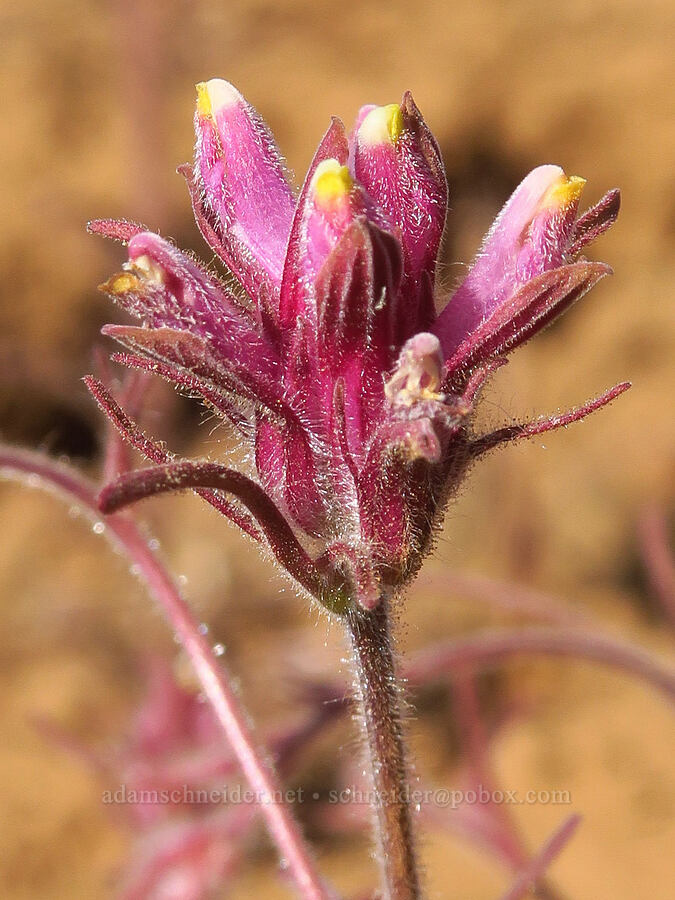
88, 79, 627, 613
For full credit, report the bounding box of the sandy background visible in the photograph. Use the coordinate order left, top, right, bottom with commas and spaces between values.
0, 0, 673, 897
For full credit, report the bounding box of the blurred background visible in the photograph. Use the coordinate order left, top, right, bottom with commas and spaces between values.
0, 0, 673, 897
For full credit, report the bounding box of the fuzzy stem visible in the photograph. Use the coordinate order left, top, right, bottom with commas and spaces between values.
0, 446, 332, 900
346, 601, 420, 900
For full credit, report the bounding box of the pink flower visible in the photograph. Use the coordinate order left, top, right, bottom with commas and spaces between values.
88, 80, 627, 612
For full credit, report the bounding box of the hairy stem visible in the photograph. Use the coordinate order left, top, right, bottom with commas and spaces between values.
346, 601, 420, 900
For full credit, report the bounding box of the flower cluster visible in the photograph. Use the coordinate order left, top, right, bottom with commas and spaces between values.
88, 79, 625, 612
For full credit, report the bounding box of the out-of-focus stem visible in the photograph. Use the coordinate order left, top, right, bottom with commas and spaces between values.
638, 506, 675, 631
346, 601, 420, 900
406, 626, 675, 704
0, 446, 332, 900
452, 671, 526, 868
118, 523, 330, 900
116, 0, 171, 226
498, 814, 581, 900
417, 570, 589, 625
452, 672, 566, 900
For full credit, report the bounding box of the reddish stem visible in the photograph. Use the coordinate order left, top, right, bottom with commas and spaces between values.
346, 602, 420, 900
0, 445, 333, 900
498, 814, 581, 900
638, 506, 675, 631
452, 671, 526, 868
406, 626, 675, 704
417, 571, 589, 626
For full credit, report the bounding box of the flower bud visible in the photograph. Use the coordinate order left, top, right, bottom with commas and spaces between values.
434, 165, 589, 358
353, 93, 448, 335
193, 79, 296, 295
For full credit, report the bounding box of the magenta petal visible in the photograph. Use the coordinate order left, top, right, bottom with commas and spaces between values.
434, 165, 587, 358
193, 79, 296, 298
353, 94, 447, 281
278, 119, 351, 332
108, 231, 246, 329
255, 415, 328, 538
317, 219, 401, 369
277, 127, 383, 446
277, 119, 395, 337
353, 93, 447, 338
314, 219, 402, 455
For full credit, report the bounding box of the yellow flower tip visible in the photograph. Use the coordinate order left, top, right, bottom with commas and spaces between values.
312, 159, 354, 209
195, 82, 211, 117
359, 103, 404, 146
99, 272, 140, 295
99, 256, 165, 294
543, 173, 587, 210
195, 78, 241, 118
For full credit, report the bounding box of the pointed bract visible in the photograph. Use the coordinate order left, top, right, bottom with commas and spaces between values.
445, 262, 612, 379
